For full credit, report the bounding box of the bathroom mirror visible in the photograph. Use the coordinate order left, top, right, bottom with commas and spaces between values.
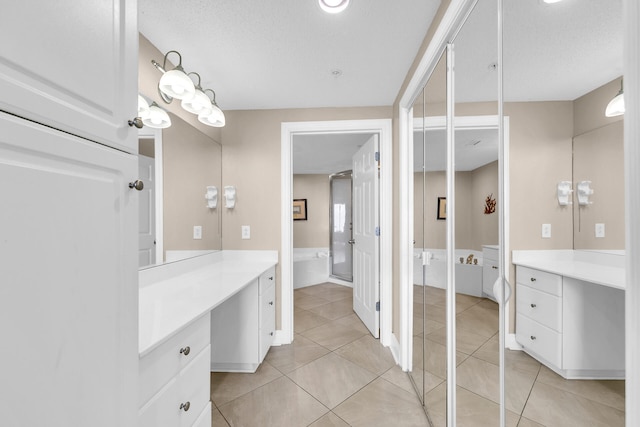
138, 111, 223, 268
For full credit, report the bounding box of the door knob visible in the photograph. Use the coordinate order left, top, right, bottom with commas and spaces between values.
348, 239, 356, 245
129, 180, 144, 191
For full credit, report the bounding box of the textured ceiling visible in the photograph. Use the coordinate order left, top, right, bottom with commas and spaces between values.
139, 0, 441, 110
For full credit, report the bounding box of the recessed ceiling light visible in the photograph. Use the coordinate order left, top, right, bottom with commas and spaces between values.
319, 0, 350, 14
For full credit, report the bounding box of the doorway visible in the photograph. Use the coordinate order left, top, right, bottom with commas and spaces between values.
280, 119, 393, 351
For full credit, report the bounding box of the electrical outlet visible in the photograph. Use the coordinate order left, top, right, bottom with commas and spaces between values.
595, 223, 605, 238
541, 223, 551, 238
241, 225, 251, 240
193, 225, 202, 240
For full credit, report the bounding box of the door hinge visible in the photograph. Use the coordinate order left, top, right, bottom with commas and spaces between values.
374, 151, 380, 162
375, 301, 380, 311
375, 226, 380, 236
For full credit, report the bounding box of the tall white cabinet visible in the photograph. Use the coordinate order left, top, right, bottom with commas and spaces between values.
0, 1, 139, 426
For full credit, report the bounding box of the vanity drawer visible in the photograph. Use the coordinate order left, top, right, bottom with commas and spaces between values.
517, 284, 562, 332
259, 266, 276, 294
139, 313, 211, 407
516, 266, 562, 297
516, 313, 562, 367
139, 345, 211, 427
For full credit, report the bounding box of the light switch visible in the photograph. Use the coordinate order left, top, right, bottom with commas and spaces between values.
595, 223, 605, 238
193, 225, 202, 240
541, 223, 551, 238
241, 225, 251, 240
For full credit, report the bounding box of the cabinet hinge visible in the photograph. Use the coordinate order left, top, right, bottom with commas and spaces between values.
375, 226, 380, 236
374, 151, 380, 162
375, 301, 380, 311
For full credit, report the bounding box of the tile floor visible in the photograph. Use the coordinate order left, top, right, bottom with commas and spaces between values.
209, 283, 625, 427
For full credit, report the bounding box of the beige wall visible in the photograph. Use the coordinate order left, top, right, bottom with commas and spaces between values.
163, 113, 223, 258
573, 78, 625, 250
293, 174, 330, 248
221, 106, 391, 328
413, 161, 498, 253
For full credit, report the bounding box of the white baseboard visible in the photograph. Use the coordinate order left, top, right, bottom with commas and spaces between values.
506, 333, 522, 351
327, 277, 353, 288
389, 333, 401, 366
271, 330, 292, 346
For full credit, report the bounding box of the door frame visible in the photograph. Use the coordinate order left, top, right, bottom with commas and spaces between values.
279, 119, 393, 349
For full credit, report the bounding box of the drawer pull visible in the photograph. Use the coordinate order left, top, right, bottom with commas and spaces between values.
179, 401, 191, 412
530, 335, 537, 341
269, 276, 274, 281
530, 277, 537, 282
530, 303, 537, 308
179, 346, 191, 356
491, 266, 498, 270
269, 301, 274, 306
270, 332, 274, 336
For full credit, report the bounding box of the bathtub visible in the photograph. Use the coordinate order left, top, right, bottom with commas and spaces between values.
293, 247, 330, 289
413, 248, 484, 297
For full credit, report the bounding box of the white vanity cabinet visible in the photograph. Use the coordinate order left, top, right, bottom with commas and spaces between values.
210, 266, 276, 372
0, 0, 138, 153
139, 314, 212, 427
515, 265, 625, 379
482, 245, 499, 301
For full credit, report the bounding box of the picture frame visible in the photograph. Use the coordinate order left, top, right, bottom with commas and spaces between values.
293, 198, 307, 221
437, 197, 447, 220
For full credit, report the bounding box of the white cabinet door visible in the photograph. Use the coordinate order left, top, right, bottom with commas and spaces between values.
0, 112, 138, 427
0, 0, 138, 153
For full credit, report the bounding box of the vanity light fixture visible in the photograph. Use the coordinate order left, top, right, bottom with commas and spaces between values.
542, 0, 563, 3
557, 181, 573, 206
142, 102, 172, 129
198, 89, 226, 127
319, 0, 350, 14
605, 79, 625, 117
181, 72, 213, 116
155, 50, 195, 101
137, 94, 150, 119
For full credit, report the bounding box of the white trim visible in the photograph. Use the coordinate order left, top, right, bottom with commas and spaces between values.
280, 119, 393, 347
389, 332, 402, 367
397, 0, 479, 376
505, 333, 521, 351
625, 0, 639, 425
138, 127, 164, 265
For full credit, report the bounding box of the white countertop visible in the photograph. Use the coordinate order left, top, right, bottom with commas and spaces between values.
138, 251, 278, 357
512, 250, 625, 291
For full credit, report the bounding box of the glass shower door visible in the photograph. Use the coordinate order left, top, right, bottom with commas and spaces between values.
330, 171, 353, 282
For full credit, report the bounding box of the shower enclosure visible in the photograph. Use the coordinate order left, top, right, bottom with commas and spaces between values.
329, 170, 353, 282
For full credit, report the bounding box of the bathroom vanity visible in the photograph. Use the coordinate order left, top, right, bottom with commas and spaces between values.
513, 250, 625, 379
138, 251, 278, 427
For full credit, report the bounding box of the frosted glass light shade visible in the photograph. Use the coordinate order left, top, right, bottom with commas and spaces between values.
159, 67, 196, 100
137, 95, 150, 119
142, 103, 171, 129
181, 88, 213, 115
319, 0, 350, 13
605, 92, 625, 117
198, 104, 225, 127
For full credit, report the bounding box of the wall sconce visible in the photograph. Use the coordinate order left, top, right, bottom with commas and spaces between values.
141, 101, 172, 129
605, 78, 625, 117
557, 181, 573, 206
577, 181, 594, 205
205, 186, 218, 209
224, 186, 236, 208
198, 90, 226, 127
151, 50, 226, 127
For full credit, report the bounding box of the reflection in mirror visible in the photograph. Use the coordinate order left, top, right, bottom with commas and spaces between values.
505, 0, 625, 425
138, 111, 222, 269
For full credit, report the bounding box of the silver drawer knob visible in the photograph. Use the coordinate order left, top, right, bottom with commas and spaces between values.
269, 301, 274, 306
179, 401, 190, 412
128, 117, 143, 129
179, 346, 191, 356
270, 332, 274, 336
492, 266, 498, 270
530, 303, 537, 308
128, 180, 144, 191
269, 276, 274, 281
530, 277, 537, 282
530, 336, 536, 340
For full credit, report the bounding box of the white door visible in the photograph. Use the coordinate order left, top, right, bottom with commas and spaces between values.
139, 155, 156, 267
352, 134, 380, 338
0, 112, 138, 427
